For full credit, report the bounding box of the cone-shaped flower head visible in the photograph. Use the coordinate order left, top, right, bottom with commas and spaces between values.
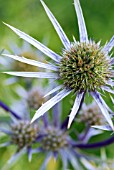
0, 100, 39, 162
80, 102, 105, 126
10, 120, 39, 151
40, 126, 68, 152
27, 87, 46, 110
12, 52, 39, 72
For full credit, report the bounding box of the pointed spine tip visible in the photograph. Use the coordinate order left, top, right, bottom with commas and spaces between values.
3, 21, 7, 25
30, 119, 34, 124
3, 22, 10, 28
112, 126, 114, 132
67, 121, 71, 129
40, 0, 43, 4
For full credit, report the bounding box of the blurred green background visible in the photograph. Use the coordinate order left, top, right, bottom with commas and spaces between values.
1, 0, 114, 49
0, 0, 114, 169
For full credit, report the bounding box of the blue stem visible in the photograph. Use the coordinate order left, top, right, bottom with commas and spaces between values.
0, 100, 21, 120
73, 135, 114, 149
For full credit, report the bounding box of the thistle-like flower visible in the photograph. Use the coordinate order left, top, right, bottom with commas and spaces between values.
3, 0, 114, 129
26, 87, 46, 110
15, 84, 46, 110
1, 41, 40, 72
0, 101, 39, 163
0, 41, 42, 87
80, 102, 105, 126
12, 53, 39, 73
31, 103, 89, 170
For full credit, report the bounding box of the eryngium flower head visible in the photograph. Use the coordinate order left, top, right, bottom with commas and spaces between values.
60, 42, 112, 91
27, 87, 46, 110
15, 84, 47, 110
12, 52, 39, 72
0, 101, 39, 162
40, 126, 68, 152
1, 41, 40, 72
10, 120, 38, 152
31, 104, 85, 170
80, 102, 105, 126
3, 0, 114, 129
